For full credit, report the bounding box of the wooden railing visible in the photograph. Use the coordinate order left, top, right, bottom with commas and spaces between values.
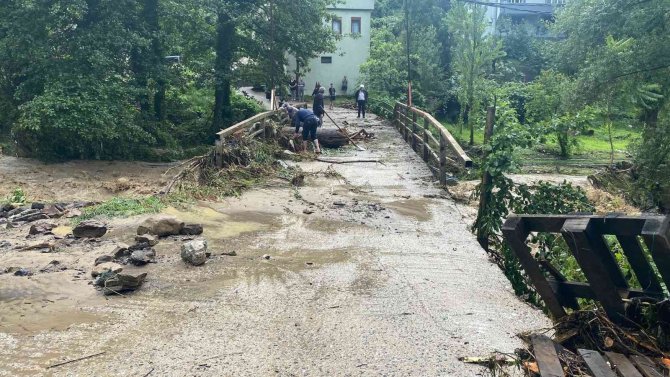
393, 102, 472, 184
503, 214, 670, 322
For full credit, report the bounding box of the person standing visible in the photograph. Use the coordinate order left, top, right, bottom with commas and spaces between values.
289, 78, 297, 101
313, 87, 325, 125
328, 83, 336, 109
284, 105, 322, 154
354, 84, 368, 119
341, 76, 348, 93
312, 81, 321, 97
298, 79, 306, 101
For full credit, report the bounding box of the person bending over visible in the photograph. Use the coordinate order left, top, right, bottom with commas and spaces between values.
284, 105, 322, 154
313, 87, 325, 126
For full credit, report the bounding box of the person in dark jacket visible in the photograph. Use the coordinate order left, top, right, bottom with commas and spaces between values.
313, 87, 325, 125
284, 105, 322, 154
354, 84, 368, 118
328, 84, 336, 109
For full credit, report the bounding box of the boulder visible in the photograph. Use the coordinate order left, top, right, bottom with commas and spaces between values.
41, 204, 64, 218
95, 271, 146, 295
137, 215, 184, 237
13, 268, 33, 277
180, 223, 204, 236
112, 244, 130, 259
181, 240, 208, 266
29, 221, 57, 235
1, 203, 15, 212
39, 260, 66, 273
31, 202, 45, 210
73, 220, 108, 238
135, 234, 159, 246
129, 248, 156, 266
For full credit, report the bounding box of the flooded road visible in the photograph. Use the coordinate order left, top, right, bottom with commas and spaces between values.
0, 108, 550, 376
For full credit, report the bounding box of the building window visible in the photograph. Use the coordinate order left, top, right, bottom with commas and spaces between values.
506, 0, 526, 3
321, 56, 332, 64
545, 0, 565, 4
351, 17, 361, 34
332, 18, 342, 34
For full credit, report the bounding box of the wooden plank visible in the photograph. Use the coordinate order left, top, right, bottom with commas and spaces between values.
629, 355, 663, 377
616, 235, 663, 294
411, 112, 418, 151
502, 217, 567, 319
562, 218, 626, 321
604, 352, 644, 377
546, 279, 663, 302
642, 216, 670, 291
439, 133, 447, 186
217, 110, 279, 137
531, 334, 564, 377
579, 349, 617, 377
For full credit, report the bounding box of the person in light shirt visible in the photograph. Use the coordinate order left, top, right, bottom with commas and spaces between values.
354, 84, 368, 119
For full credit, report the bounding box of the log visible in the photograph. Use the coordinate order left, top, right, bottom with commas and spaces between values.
281, 127, 349, 148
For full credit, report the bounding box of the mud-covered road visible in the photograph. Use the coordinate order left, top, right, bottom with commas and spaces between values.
0, 108, 551, 376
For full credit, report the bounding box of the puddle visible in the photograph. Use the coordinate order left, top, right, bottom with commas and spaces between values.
385, 198, 434, 222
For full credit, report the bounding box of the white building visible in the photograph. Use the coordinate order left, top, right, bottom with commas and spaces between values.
286, 0, 374, 96
485, 0, 565, 35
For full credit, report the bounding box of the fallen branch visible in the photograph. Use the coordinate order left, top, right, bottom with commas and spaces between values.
47, 352, 106, 369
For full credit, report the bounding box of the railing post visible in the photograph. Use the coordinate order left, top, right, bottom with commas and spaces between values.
411, 111, 418, 151
404, 108, 410, 142
439, 132, 447, 185
393, 103, 399, 130
422, 118, 430, 162
215, 138, 223, 168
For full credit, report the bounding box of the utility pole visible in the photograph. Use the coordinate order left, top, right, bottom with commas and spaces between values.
405, 0, 412, 107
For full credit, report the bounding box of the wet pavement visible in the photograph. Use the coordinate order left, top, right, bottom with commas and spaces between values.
0, 108, 550, 376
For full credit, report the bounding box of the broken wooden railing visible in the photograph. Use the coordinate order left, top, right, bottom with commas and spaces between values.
393, 102, 472, 185
214, 109, 281, 167
502, 214, 670, 322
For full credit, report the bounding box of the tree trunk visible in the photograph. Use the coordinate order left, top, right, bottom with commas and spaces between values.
281, 127, 349, 148
213, 8, 235, 133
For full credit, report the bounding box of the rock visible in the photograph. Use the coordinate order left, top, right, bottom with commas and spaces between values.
6, 207, 26, 217
42, 204, 64, 218
262, 254, 271, 260
0, 240, 11, 249
0, 211, 6, 219
137, 215, 184, 237
39, 260, 66, 273
181, 240, 208, 266
94, 255, 114, 266
135, 234, 159, 246
13, 268, 33, 277
9, 209, 48, 223
1, 203, 15, 212
64, 209, 82, 218
68, 201, 98, 209
112, 244, 130, 259
29, 221, 57, 235
221, 250, 237, 256
73, 220, 107, 238
180, 223, 204, 236
445, 177, 459, 187
129, 248, 156, 266
303, 209, 314, 215
31, 202, 45, 210
95, 271, 146, 295
333, 201, 346, 207
91, 262, 123, 278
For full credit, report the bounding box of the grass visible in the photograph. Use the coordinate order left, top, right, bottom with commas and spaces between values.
74, 196, 165, 224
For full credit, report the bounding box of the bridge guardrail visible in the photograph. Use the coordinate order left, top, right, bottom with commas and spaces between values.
393, 102, 472, 184
214, 109, 281, 167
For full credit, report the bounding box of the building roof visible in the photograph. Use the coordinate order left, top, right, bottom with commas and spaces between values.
327, 0, 375, 11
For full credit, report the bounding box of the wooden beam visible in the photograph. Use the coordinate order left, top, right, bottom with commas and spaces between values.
579, 349, 617, 377
562, 218, 626, 321
642, 216, 670, 291
616, 235, 663, 294
531, 335, 564, 377
629, 355, 663, 377
422, 118, 430, 162
604, 352, 643, 377
545, 279, 663, 301
502, 217, 567, 319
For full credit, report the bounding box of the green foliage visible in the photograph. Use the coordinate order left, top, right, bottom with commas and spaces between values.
631, 114, 670, 212
75, 196, 165, 223
5, 188, 27, 205
445, 3, 504, 144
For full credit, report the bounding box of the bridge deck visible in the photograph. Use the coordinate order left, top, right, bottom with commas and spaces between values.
1, 108, 550, 376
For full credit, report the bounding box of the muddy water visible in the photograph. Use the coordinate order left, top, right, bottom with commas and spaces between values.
385, 198, 434, 222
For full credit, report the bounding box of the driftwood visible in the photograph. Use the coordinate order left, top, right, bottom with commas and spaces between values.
280, 127, 349, 148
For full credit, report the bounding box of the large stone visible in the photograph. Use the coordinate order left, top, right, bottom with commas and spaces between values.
95, 271, 146, 295
94, 255, 114, 266
31, 202, 45, 210
135, 234, 159, 246
180, 223, 204, 236
41, 204, 64, 218
29, 221, 57, 235
181, 240, 208, 266
137, 215, 184, 237
73, 220, 107, 238
129, 248, 156, 266
91, 262, 123, 278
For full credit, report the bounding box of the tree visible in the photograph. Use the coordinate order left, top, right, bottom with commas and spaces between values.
445, 3, 503, 145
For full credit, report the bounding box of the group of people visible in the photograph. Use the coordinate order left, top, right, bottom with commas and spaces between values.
282, 80, 369, 155
289, 78, 305, 101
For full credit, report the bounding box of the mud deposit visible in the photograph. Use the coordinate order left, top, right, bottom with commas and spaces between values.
0, 109, 550, 376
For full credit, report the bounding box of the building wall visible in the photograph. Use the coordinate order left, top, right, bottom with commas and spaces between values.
286, 1, 374, 96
